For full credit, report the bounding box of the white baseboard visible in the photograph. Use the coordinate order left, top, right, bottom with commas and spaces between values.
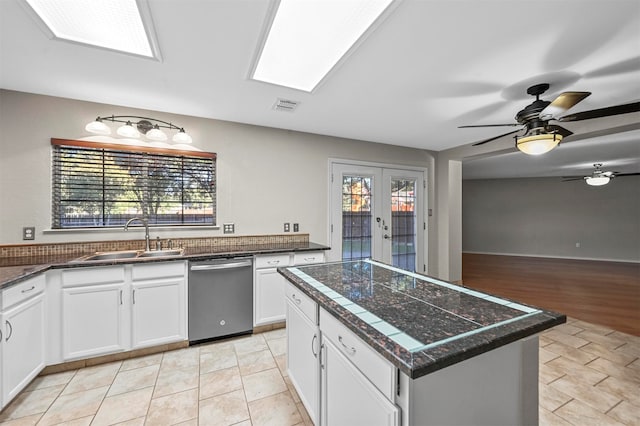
462, 251, 640, 264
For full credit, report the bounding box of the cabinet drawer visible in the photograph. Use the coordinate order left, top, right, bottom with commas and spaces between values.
285, 282, 317, 325
132, 261, 185, 280
255, 254, 291, 269
62, 266, 125, 287
2, 274, 45, 310
320, 308, 395, 400
293, 251, 325, 266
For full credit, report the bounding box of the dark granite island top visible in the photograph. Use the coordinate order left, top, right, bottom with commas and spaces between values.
279, 259, 565, 379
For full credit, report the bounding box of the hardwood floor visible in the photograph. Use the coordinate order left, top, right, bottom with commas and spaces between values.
462, 253, 640, 336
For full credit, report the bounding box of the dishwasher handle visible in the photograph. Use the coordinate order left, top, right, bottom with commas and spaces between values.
190, 260, 252, 271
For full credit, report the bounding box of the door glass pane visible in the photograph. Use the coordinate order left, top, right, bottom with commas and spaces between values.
391, 178, 416, 271
342, 176, 372, 261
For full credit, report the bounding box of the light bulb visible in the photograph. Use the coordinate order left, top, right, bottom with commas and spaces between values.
85, 118, 111, 135
117, 121, 140, 138
172, 128, 192, 144
145, 125, 168, 141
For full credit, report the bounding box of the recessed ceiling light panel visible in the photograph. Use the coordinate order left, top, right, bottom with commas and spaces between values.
251, 0, 396, 92
22, 0, 160, 59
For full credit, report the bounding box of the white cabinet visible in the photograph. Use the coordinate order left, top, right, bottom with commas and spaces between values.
59, 262, 187, 361
321, 338, 399, 426
62, 281, 127, 360
254, 251, 325, 327
131, 262, 186, 349
1, 275, 46, 409
285, 283, 319, 424
319, 307, 398, 426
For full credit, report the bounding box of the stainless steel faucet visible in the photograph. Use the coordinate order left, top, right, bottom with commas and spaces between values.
124, 217, 151, 252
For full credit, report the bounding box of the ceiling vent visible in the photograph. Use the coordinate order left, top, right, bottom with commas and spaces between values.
273, 98, 300, 112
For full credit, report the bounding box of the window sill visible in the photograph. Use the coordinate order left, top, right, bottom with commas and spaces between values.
43, 225, 220, 234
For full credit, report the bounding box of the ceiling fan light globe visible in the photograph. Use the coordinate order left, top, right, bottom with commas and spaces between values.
516, 133, 562, 156
85, 119, 111, 135
586, 176, 610, 186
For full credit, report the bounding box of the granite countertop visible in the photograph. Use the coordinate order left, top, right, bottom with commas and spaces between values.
279, 259, 565, 379
0, 241, 329, 289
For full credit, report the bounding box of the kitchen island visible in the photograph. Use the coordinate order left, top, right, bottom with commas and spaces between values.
279, 259, 565, 426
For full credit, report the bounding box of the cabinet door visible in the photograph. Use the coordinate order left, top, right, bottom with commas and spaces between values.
62, 283, 126, 360
131, 277, 186, 349
321, 339, 399, 426
254, 268, 287, 326
2, 294, 45, 404
286, 300, 319, 424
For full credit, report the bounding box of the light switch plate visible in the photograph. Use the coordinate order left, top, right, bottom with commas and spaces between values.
293, 223, 299, 232
284, 223, 290, 232
23, 226, 35, 240
223, 223, 235, 234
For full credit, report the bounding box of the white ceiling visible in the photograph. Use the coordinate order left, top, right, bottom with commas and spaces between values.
1, 0, 639, 178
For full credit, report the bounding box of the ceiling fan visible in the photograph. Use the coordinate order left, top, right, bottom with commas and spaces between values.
459, 83, 640, 155
562, 163, 640, 186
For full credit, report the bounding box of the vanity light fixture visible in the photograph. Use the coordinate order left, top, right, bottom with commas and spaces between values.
85, 115, 192, 144
251, 0, 396, 92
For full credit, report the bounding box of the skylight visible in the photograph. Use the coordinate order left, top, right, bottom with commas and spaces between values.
23, 0, 158, 59
251, 0, 395, 92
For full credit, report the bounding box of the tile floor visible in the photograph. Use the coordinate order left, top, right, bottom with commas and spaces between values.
0, 318, 638, 425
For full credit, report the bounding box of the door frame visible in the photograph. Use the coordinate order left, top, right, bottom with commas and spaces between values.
327, 158, 429, 273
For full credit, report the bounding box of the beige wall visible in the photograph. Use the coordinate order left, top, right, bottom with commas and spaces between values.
1, 90, 440, 269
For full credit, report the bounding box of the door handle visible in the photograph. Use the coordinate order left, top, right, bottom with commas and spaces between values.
383, 234, 391, 239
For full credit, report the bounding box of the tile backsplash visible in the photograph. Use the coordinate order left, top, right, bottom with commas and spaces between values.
0, 234, 309, 258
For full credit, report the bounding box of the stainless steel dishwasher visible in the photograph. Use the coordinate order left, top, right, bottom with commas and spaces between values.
188, 257, 253, 344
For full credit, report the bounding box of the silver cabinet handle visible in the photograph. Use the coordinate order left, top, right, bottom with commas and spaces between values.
291, 294, 302, 305
303, 257, 315, 262
311, 334, 318, 358
267, 260, 280, 265
5, 320, 12, 342
320, 343, 325, 369
120, 290, 123, 305
338, 335, 356, 356
21, 285, 36, 293
132, 289, 136, 304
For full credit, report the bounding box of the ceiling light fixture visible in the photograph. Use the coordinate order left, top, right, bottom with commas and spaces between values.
21, 0, 160, 59
85, 116, 192, 144
585, 176, 610, 186
515, 131, 562, 156
251, 0, 396, 92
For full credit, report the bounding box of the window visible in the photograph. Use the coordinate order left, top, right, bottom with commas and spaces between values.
51, 139, 216, 228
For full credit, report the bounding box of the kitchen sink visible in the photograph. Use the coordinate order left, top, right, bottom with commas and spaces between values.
72, 248, 184, 262
137, 249, 184, 258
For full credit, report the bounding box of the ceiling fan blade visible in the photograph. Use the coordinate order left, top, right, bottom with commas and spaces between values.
539, 91, 591, 120
613, 172, 640, 177
545, 124, 573, 138
558, 101, 640, 122
471, 129, 521, 146
459, 124, 520, 128
561, 177, 585, 182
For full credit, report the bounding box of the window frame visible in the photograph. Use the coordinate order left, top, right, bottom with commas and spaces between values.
51, 138, 217, 229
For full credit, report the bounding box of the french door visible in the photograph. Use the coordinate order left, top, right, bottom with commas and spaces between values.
330, 162, 426, 273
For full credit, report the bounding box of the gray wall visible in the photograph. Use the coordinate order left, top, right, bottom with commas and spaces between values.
1, 90, 444, 272
462, 177, 640, 262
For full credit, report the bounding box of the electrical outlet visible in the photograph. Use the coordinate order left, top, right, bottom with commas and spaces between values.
284, 223, 290, 232
23, 226, 35, 240
293, 223, 299, 232
575, 242, 580, 248
223, 223, 235, 234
